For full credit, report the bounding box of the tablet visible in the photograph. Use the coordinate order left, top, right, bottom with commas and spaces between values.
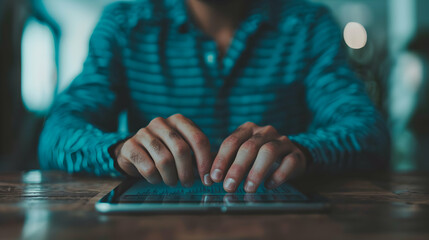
96, 179, 329, 213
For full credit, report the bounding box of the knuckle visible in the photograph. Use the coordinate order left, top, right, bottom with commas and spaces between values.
129, 151, 143, 164
192, 133, 209, 146
149, 117, 165, 126
261, 142, 278, 154
274, 171, 287, 182
172, 142, 191, 157
137, 128, 149, 137
263, 125, 277, 134
150, 139, 162, 153
265, 125, 275, 130
170, 113, 185, 121
251, 133, 263, 139
168, 130, 181, 140
117, 155, 128, 166
141, 165, 157, 178
248, 169, 264, 181
223, 135, 240, 147
278, 135, 289, 142
121, 140, 137, 154
241, 140, 258, 153
228, 164, 246, 177
242, 121, 256, 128
213, 156, 227, 167
157, 155, 174, 168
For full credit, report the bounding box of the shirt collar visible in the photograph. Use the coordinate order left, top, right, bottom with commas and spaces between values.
127, 0, 274, 34
167, 0, 274, 31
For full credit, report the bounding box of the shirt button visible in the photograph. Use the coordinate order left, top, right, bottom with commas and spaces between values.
205, 52, 215, 64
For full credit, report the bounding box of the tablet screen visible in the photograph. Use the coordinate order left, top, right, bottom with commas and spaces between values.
117, 180, 308, 204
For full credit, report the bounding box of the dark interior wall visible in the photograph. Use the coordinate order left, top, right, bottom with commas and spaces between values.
0, 0, 42, 171
0, 0, 26, 154
417, 0, 429, 30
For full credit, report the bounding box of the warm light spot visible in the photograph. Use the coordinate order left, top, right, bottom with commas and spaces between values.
22, 170, 43, 183
343, 22, 368, 49
21, 18, 56, 114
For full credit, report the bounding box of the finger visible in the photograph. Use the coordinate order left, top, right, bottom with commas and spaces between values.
149, 117, 194, 187
167, 114, 212, 186
117, 155, 141, 178
135, 127, 178, 186
118, 140, 162, 184
244, 137, 293, 193
264, 150, 306, 189
210, 122, 255, 183
223, 127, 279, 192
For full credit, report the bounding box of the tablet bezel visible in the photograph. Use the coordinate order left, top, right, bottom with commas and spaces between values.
95, 178, 330, 214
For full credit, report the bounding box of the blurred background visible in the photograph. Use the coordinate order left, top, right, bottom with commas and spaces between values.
1, 0, 428, 172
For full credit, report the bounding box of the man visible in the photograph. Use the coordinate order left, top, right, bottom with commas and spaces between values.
39, 0, 390, 193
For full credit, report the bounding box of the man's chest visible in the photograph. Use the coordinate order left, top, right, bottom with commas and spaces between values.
122, 24, 307, 91
121, 24, 309, 136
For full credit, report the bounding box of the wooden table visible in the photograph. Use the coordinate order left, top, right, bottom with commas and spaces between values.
0, 170, 428, 240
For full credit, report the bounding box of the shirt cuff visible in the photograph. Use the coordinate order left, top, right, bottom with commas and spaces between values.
99, 132, 131, 177
288, 133, 324, 173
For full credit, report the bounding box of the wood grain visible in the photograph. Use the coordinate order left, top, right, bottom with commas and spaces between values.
0, 170, 428, 240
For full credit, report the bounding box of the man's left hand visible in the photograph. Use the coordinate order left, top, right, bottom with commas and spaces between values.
210, 122, 308, 193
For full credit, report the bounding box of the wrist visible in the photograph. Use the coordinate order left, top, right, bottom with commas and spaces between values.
108, 139, 127, 160
292, 141, 312, 172
108, 139, 128, 176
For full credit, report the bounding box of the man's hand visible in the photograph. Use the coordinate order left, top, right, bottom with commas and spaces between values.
210, 122, 308, 193
113, 114, 213, 187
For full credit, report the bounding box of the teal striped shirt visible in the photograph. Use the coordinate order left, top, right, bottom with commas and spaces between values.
38, 0, 390, 176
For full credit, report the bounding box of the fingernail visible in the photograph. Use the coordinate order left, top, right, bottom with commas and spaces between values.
224, 178, 236, 191
211, 169, 222, 182
245, 181, 256, 192
204, 174, 213, 186
266, 180, 276, 189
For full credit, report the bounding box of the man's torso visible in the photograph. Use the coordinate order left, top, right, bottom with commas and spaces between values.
114, 0, 317, 148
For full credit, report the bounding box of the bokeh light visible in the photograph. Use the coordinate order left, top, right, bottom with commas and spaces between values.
343, 22, 368, 49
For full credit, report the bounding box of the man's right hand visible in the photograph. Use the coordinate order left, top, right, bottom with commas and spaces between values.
113, 114, 213, 187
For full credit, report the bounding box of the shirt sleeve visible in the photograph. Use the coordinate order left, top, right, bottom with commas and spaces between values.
288, 6, 391, 172
38, 4, 130, 177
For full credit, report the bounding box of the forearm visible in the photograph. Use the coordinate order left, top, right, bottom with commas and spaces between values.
37, 3, 131, 176
289, 113, 390, 172
38, 112, 129, 177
